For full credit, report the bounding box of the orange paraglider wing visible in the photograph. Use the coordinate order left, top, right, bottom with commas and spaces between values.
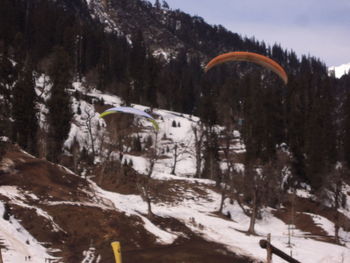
205, 51, 288, 84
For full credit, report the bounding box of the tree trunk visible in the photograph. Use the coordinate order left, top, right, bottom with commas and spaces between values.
86, 115, 96, 158
195, 148, 202, 178
247, 189, 257, 235
144, 183, 154, 219
147, 195, 154, 219
218, 187, 226, 213
334, 180, 341, 244
193, 126, 203, 178
171, 144, 178, 175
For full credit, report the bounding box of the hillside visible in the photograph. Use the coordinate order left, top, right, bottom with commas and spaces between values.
1, 0, 350, 262
86, 0, 244, 57
1, 85, 350, 262
0, 144, 254, 263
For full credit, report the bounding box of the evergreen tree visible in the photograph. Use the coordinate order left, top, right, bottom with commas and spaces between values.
342, 76, 350, 170
0, 55, 17, 139
12, 59, 38, 154
144, 51, 159, 107
304, 74, 336, 189
133, 136, 142, 152
201, 126, 221, 185
162, 1, 169, 9
241, 72, 265, 163
47, 46, 73, 162
129, 30, 147, 103
154, 0, 161, 9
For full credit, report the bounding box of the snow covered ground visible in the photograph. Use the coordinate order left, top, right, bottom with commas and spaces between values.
1, 82, 350, 262
0, 198, 57, 262
329, 63, 350, 78
1, 176, 350, 262
91, 178, 350, 263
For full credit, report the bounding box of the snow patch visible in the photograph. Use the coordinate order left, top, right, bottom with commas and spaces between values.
329, 63, 350, 78
0, 201, 58, 262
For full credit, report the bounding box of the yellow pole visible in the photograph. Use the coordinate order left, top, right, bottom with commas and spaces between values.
111, 241, 122, 263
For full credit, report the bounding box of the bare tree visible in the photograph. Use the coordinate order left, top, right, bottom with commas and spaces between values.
170, 142, 190, 175
246, 160, 286, 235
96, 112, 143, 186
96, 132, 114, 185
95, 118, 127, 185
218, 127, 237, 213
234, 147, 290, 235
84, 107, 97, 158
245, 164, 261, 235
71, 137, 80, 173
190, 122, 205, 178
37, 125, 48, 159
171, 143, 179, 175
202, 125, 222, 187
0, 139, 9, 162
138, 131, 160, 219
326, 162, 347, 244
229, 161, 266, 236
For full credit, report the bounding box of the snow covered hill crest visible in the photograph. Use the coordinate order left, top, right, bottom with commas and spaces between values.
329, 63, 350, 78
1, 82, 350, 263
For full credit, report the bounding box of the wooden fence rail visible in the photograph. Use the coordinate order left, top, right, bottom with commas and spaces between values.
259, 239, 302, 263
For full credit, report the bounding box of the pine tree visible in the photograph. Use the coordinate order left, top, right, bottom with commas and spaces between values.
129, 30, 147, 103
47, 46, 73, 162
162, 1, 169, 9
12, 59, 38, 154
154, 0, 161, 9
304, 74, 336, 189
144, 51, 159, 107
201, 127, 221, 185
343, 85, 350, 169
241, 72, 265, 163
0, 55, 17, 139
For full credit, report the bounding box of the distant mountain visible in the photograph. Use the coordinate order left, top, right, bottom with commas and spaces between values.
85, 0, 268, 60
329, 63, 350, 78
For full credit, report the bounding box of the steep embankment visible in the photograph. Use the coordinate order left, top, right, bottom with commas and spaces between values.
0, 146, 253, 263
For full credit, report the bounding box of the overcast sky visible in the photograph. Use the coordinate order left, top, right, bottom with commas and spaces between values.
154, 0, 350, 67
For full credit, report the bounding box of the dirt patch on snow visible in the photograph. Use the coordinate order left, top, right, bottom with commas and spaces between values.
274, 195, 350, 244
124, 215, 256, 263
1, 148, 256, 263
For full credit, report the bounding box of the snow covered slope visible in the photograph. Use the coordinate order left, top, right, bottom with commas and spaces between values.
0, 199, 56, 262
1, 152, 349, 262
1, 81, 350, 262
329, 63, 350, 78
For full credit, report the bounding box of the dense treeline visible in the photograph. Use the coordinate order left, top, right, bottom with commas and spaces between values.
0, 0, 350, 194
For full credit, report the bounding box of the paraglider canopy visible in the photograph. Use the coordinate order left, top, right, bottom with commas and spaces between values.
99, 106, 159, 131
205, 51, 288, 85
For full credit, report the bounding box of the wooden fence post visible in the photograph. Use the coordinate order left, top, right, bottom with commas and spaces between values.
267, 234, 272, 263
